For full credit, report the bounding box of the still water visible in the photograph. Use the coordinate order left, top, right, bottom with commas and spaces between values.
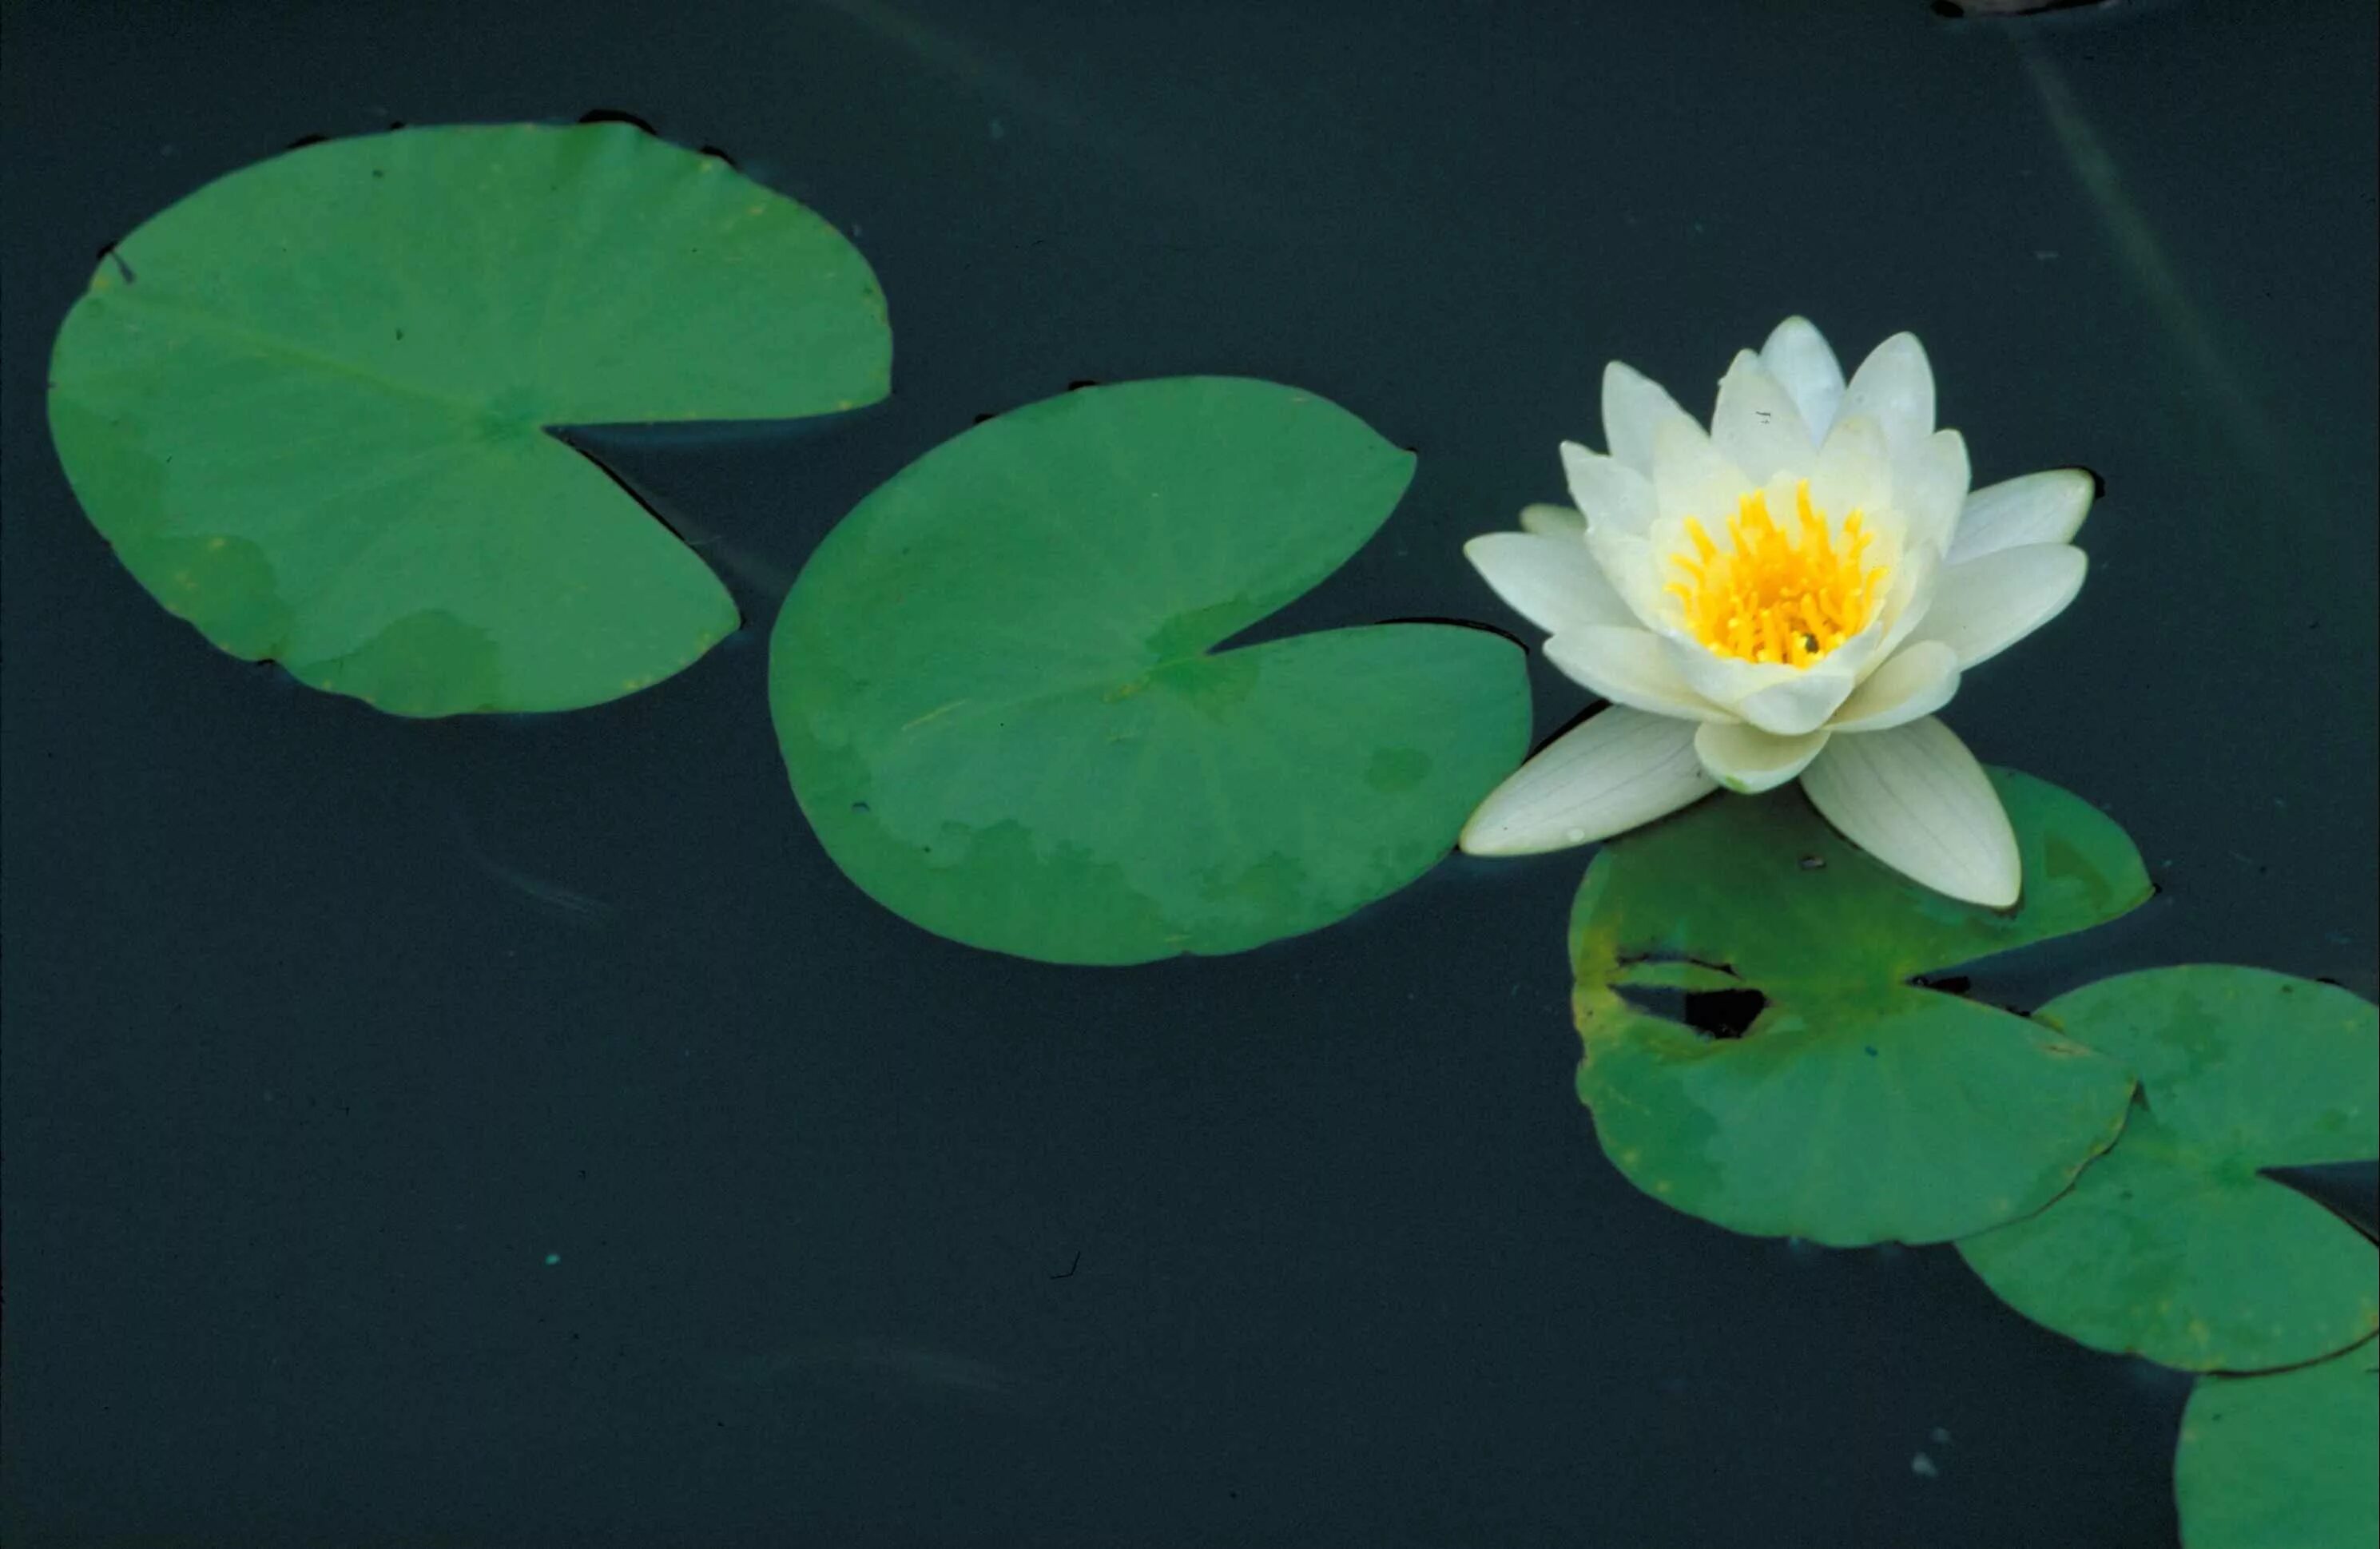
3, 1, 2371, 1544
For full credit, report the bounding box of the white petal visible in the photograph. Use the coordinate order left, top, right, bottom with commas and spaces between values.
1838, 332, 1936, 465
1651, 415, 1750, 525
1711, 352, 1816, 486
1544, 626, 1734, 721
1559, 443, 1657, 536
1904, 543, 2088, 669
1518, 502, 1586, 540
1463, 532, 1638, 636
1947, 468, 2096, 565
1827, 641, 1961, 732
1811, 414, 1892, 520
1873, 537, 1943, 661
1737, 669, 1859, 737
1759, 316, 1846, 439
1600, 359, 1697, 477
1896, 429, 1971, 554
1694, 721, 1831, 794
1665, 641, 1858, 735
1800, 717, 2020, 908
1582, 526, 1674, 633
1460, 708, 1716, 855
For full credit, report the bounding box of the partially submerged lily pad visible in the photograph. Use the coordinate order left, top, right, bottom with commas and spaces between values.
49, 121, 890, 716
1957, 967, 2379, 1371
1569, 770, 2148, 1245
1572, 768, 2153, 995
769, 376, 1530, 965
2174, 1339, 2378, 1549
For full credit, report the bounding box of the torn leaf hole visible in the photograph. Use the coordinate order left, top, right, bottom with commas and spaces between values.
1615, 981, 1771, 1040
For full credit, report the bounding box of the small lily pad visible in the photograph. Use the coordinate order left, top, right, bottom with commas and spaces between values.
1569, 771, 2148, 1245
49, 121, 890, 716
1957, 967, 2379, 1370
769, 377, 1530, 964
2175, 1339, 2378, 1549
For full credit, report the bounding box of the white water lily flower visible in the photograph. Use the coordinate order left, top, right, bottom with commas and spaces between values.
1462, 316, 2093, 908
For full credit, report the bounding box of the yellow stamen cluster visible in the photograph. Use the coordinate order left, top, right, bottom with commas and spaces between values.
1664, 480, 1887, 668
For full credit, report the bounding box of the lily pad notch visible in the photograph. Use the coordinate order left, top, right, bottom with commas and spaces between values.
48, 120, 892, 717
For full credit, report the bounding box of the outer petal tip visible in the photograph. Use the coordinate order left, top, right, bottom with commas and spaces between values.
1946, 467, 2096, 565
1545, 626, 1734, 722
1839, 332, 1937, 462
1459, 707, 1713, 856
1799, 717, 2021, 909
1969, 870, 2021, 911
1758, 316, 1846, 440
1921, 846, 2021, 910
1910, 542, 2088, 670
1464, 530, 1638, 637
1560, 443, 1658, 537
1711, 352, 1817, 484
1601, 360, 1695, 478
1516, 502, 1587, 539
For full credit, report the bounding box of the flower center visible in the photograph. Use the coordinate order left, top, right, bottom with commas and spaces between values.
1663, 479, 1888, 667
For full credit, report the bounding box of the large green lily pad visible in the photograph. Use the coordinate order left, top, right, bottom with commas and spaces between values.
2175, 1339, 2378, 1549
49, 121, 890, 716
1957, 967, 2378, 1370
1569, 771, 2148, 1245
769, 376, 1530, 965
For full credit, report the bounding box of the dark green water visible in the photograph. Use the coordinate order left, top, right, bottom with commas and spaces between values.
3, 1, 2372, 1544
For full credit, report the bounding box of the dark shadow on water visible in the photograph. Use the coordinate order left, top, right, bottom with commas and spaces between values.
548, 411, 901, 619
554, 403, 892, 455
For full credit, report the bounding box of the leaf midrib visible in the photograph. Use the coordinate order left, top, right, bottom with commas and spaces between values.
857, 622, 1438, 753
76, 282, 495, 421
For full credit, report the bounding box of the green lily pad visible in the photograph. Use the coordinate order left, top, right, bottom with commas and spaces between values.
48, 121, 889, 717
1568, 771, 2147, 1245
1571, 769, 2154, 995
2175, 1339, 2378, 1549
1957, 967, 2379, 1370
769, 376, 1530, 965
